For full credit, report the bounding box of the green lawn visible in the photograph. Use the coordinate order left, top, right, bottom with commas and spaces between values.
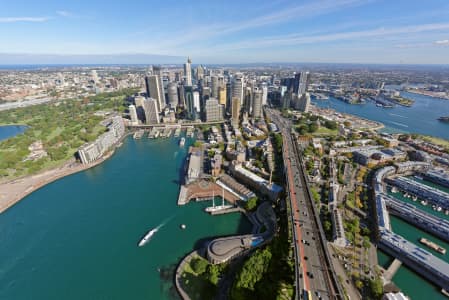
312, 127, 338, 136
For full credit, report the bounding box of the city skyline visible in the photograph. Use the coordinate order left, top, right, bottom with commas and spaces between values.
1, 0, 449, 64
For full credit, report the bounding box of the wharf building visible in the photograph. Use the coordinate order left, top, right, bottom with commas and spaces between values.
424, 170, 449, 189
386, 176, 449, 209
379, 229, 449, 291
229, 162, 282, 201
78, 116, 125, 164
185, 147, 202, 185
372, 166, 449, 291
385, 195, 449, 242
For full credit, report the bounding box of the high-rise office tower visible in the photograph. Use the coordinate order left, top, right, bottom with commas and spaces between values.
226, 82, 232, 112
143, 98, 160, 124
178, 85, 186, 107
193, 91, 201, 113
184, 57, 192, 86
145, 75, 165, 112
252, 89, 263, 119
297, 93, 311, 112
282, 91, 292, 110
231, 97, 241, 128
151, 65, 162, 76
167, 82, 179, 109
134, 95, 146, 121
129, 105, 139, 125
205, 98, 222, 122
293, 71, 310, 94
211, 76, 219, 98
244, 87, 252, 114
196, 65, 204, 81
298, 71, 310, 95
218, 86, 226, 107
185, 86, 195, 120
232, 77, 244, 106
261, 84, 268, 106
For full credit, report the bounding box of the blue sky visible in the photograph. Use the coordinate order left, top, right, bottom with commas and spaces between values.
1, 0, 449, 64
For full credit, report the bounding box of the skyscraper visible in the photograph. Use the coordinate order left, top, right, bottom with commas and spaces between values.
261, 84, 268, 106
252, 89, 263, 119
134, 95, 146, 121
218, 86, 226, 107
195, 65, 204, 81
231, 97, 240, 128
244, 87, 252, 114
193, 91, 201, 113
205, 98, 222, 122
184, 57, 192, 86
145, 75, 165, 112
297, 93, 311, 113
129, 105, 138, 125
298, 71, 310, 95
185, 86, 195, 120
211, 76, 219, 98
167, 82, 179, 109
232, 77, 244, 106
293, 71, 310, 94
143, 98, 160, 124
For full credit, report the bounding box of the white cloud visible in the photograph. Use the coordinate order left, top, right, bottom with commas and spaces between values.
209, 22, 449, 51
0, 17, 48, 23
434, 39, 449, 45
56, 10, 72, 17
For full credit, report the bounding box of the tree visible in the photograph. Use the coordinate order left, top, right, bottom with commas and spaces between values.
244, 197, 258, 211
369, 277, 383, 299
206, 264, 220, 285
191, 257, 208, 275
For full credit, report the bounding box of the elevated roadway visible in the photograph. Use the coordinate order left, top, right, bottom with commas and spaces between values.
268, 108, 343, 300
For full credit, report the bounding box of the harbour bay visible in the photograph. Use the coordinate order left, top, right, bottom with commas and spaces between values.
0, 135, 251, 300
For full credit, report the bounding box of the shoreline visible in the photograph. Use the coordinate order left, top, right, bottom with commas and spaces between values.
0, 140, 123, 214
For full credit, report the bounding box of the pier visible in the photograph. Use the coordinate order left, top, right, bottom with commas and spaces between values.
382, 258, 402, 283
385, 194, 449, 242
379, 229, 449, 291
387, 176, 449, 209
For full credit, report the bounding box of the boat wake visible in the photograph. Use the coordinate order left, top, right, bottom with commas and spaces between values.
388, 121, 409, 128
389, 113, 408, 118
138, 214, 176, 247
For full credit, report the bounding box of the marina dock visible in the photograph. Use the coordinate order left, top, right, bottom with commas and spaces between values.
385, 195, 449, 243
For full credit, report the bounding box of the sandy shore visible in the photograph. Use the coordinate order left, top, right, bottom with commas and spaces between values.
0, 153, 112, 214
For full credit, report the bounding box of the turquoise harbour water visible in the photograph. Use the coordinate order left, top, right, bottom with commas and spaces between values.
0, 136, 251, 300
0, 125, 27, 141
312, 92, 449, 140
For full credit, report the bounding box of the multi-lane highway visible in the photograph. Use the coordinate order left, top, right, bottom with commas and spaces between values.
268, 108, 343, 300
